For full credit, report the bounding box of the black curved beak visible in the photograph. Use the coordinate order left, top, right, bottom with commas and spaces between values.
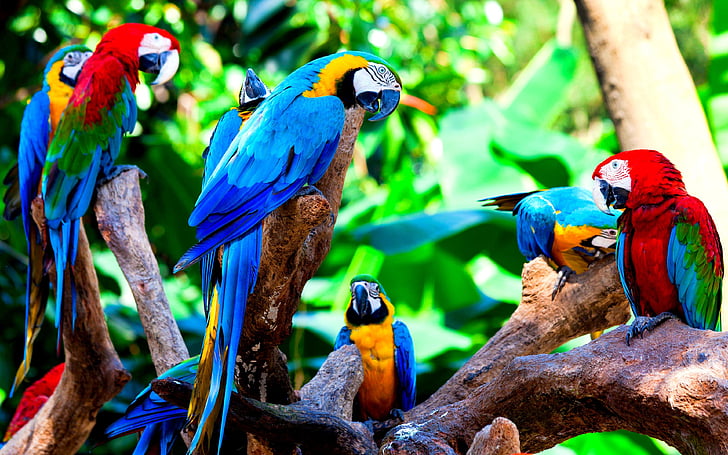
592, 178, 629, 214
240, 68, 269, 106
140, 49, 180, 85
357, 89, 401, 121
353, 284, 370, 317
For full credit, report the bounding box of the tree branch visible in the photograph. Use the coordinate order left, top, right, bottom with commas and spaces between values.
418, 256, 630, 411
0, 225, 130, 455
94, 168, 190, 375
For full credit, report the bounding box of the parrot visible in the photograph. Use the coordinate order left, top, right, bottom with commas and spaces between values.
334, 275, 416, 421
104, 356, 199, 455
1, 45, 92, 395
172, 51, 401, 453
41, 24, 180, 348
592, 149, 723, 344
481, 187, 619, 298
2, 363, 64, 443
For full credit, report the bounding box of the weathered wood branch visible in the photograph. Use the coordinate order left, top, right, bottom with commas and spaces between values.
95, 168, 190, 375
155, 344, 377, 455
0, 225, 130, 455
573, 0, 728, 324
384, 321, 728, 455
418, 256, 630, 411
465, 417, 521, 455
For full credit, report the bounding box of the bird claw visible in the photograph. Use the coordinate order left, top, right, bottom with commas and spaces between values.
388, 408, 406, 422
552, 266, 575, 299
295, 185, 336, 227
625, 312, 678, 346
98, 164, 146, 185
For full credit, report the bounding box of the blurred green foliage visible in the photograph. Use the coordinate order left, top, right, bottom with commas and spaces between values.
0, 0, 720, 453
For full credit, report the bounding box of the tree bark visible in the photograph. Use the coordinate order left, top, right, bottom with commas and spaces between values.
0, 225, 130, 455
94, 168, 190, 375
573, 0, 728, 323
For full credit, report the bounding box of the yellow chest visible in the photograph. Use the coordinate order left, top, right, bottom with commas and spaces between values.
46, 61, 74, 139
349, 323, 397, 420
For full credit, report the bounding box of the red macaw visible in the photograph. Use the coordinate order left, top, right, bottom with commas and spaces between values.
2, 363, 64, 443
592, 149, 723, 344
2, 45, 92, 395
41, 24, 179, 346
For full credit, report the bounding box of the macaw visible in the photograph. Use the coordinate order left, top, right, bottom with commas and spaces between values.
334, 275, 416, 421
41, 24, 180, 347
592, 149, 723, 344
1, 45, 92, 395
173, 51, 401, 453
482, 187, 619, 298
104, 356, 199, 455
2, 363, 64, 443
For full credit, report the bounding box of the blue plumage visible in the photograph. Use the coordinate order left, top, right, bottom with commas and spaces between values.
393, 320, 416, 411
176, 53, 401, 453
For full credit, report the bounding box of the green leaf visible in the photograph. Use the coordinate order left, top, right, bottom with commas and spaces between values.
500, 40, 578, 127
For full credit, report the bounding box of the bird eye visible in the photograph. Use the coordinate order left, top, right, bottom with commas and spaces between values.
378, 66, 387, 74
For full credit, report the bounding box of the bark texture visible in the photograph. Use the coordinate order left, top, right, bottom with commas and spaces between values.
95, 168, 190, 374
0, 225, 130, 455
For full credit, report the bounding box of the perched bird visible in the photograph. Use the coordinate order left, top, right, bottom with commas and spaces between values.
335, 275, 416, 421
2, 45, 92, 395
104, 356, 199, 455
592, 149, 723, 344
41, 24, 180, 346
482, 187, 619, 297
173, 51, 401, 453
2, 363, 64, 443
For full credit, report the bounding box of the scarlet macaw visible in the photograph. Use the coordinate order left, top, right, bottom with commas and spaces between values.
104, 356, 199, 455
2, 45, 92, 394
2, 363, 64, 443
173, 51, 401, 453
482, 187, 618, 297
41, 24, 180, 346
592, 149, 723, 344
334, 275, 416, 420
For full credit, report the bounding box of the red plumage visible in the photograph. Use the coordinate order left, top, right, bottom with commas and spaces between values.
593, 149, 722, 330
70, 23, 180, 126
3, 363, 64, 441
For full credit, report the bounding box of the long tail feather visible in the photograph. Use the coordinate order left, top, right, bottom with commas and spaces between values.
187, 226, 261, 455
48, 218, 79, 352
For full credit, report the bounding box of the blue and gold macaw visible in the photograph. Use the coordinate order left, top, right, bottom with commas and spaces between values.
104, 356, 199, 455
41, 24, 179, 349
2, 45, 92, 395
173, 52, 401, 453
335, 275, 416, 421
482, 187, 619, 297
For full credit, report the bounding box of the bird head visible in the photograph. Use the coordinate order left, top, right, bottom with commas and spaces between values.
346, 274, 392, 326
592, 149, 685, 213
95, 23, 180, 85
239, 68, 270, 108
45, 45, 93, 88
351, 59, 402, 121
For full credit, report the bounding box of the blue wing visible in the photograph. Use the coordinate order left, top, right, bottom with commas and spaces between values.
392, 320, 416, 411
105, 356, 199, 454
514, 194, 555, 261
334, 326, 353, 350
666, 202, 722, 331
174, 87, 344, 271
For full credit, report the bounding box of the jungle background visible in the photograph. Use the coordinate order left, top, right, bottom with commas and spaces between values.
0, 0, 724, 453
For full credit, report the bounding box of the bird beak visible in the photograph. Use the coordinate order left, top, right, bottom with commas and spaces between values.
239, 68, 269, 106
139, 49, 180, 85
352, 284, 370, 317
592, 178, 615, 215
357, 89, 401, 122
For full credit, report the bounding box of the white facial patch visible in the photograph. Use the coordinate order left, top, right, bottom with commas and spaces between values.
353, 62, 401, 94
138, 32, 172, 56
61, 51, 92, 82
599, 158, 631, 191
